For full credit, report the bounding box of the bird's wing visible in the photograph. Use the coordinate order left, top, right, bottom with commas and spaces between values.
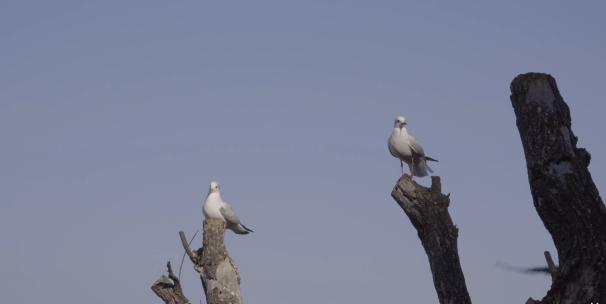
407, 135, 426, 157
220, 203, 242, 226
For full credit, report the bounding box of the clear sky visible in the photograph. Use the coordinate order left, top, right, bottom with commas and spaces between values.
1, 1, 605, 303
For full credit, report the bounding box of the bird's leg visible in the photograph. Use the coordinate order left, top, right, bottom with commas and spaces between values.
411, 157, 415, 177
400, 160, 404, 176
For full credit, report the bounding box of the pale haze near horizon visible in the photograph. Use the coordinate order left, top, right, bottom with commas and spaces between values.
1, 1, 605, 303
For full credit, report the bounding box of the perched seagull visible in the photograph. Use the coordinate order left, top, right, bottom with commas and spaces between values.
388, 116, 438, 177
203, 181, 254, 235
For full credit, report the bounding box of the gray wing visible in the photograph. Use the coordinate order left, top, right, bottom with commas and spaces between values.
220, 203, 242, 226
407, 135, 426, 157
220, 203, 253, 234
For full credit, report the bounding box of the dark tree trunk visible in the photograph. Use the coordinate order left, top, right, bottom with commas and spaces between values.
510, 73, 606, 304
181, 219, 243, 304
391, 175, 472, 304
151, 261, 190, 304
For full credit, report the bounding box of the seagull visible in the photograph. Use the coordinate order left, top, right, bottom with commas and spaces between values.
388, 116, 438, 177
203, 181, 254, 234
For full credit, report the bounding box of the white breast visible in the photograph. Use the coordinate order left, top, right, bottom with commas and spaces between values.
203, 194, 225, 221
389, 129, 412, 158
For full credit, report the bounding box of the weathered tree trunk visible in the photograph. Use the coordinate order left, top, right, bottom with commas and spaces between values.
181, 219, 243, 304
391, 175, 472, 304
151, 261, 191, 304
510, 73, 606, 304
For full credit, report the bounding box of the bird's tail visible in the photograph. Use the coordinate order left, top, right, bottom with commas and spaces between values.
236, 224, 254, 234
413, 158, 433, 177
242, 224, 254, 233
425, 156, 439, 162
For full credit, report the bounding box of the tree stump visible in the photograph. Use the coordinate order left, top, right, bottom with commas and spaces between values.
151, 261, 190, 304
391, 175, 472, 304
181, 219, 243, 304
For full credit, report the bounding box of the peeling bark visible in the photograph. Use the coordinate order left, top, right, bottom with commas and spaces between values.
181, 219, 243, 304
151, 261, 190, 304
391, 175, 472, 304
510, 73, 606, 303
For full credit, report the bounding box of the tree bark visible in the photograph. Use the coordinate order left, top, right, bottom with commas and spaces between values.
151, 261, 191, 304
391, 175, 472, 304
181, 219, 243, 304
510, 73, 606, 304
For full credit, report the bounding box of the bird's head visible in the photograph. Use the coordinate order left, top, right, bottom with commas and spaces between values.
394, 116, 407, 129
209, 181, 221, 193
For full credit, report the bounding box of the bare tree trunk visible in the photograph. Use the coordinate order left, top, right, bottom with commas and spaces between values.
181, 219, 243, 304
391, 175, 472, 304
151, 261, 191, 304
510, 73, 606, 304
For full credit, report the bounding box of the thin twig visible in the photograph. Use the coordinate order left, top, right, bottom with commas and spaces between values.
167, 261, 178, 283
179, 229, 199, 280
544, 251, 558, 278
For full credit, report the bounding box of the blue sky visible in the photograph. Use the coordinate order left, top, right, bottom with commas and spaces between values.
1, 1, 605, 303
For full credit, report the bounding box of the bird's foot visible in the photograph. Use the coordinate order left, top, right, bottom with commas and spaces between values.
400, 173, 412, 181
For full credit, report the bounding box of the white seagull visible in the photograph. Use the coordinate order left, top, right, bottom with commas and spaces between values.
388, 116, 438, 177
203, 181, 254, 234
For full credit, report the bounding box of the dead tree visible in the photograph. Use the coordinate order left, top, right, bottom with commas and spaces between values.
510, 73, 606, 303
151, 261, 190, 304
180, 219, 243, 304
152, 219, 243, 304
391, 175, 472, 304
391, 73, 606, 304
